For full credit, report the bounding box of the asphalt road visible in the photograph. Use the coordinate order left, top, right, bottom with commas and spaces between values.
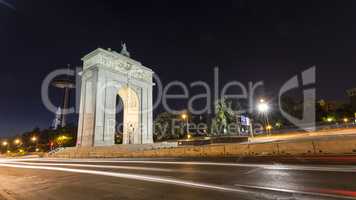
0, 158, 355, 200
247, 128, 356, 144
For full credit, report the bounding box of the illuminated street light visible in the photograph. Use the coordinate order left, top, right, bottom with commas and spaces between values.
187, 134, 192, 139
31, 136, 37, 142
343, 118, 349, 123
14, 139, 21, 145
257, 98, 271, 135
181, 114, 187, 120
2, 141, 8, 146
181, 113, 189, 136
35, 148, 40, 152
6, 150, 10, 153
257, 99, 269, 113
266, 125, 272, 131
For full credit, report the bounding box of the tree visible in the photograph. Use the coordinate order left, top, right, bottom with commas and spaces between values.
211, 98, 235, 135
154, 112, 184, 141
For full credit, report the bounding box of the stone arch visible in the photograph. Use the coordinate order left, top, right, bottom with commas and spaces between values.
76, 48, 154, 147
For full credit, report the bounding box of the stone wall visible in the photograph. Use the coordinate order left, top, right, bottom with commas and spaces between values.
49, 138, 356, 158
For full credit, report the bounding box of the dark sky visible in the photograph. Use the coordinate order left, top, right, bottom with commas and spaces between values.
0, 0, 355, 136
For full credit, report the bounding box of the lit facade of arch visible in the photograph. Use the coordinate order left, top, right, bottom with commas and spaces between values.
76, 48, 154, 147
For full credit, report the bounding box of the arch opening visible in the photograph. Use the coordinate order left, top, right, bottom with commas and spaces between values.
115, 86, 140, 144
115, 95, 124, 144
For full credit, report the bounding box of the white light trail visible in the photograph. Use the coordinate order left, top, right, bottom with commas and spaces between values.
0, 163, 247, 194
13, 158, 356, 173
234, 184, 356, 200
3, 162, 173, 172
0, 162, 353, 199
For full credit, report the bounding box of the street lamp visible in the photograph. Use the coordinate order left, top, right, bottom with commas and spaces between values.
1, 141, 8, 153
14, 139, 21, 145
257, 99, 269, 113
257, 99, 271, 135
31, 136, 38, 152
181, 113, 189, 138
181, 114, 187, 120
343, 117, 349, 128
187, 134, 192, 139
31, 136, 37, 142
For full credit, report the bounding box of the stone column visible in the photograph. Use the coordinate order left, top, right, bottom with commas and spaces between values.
76, 68, 98, 147
140, 85, 153, 144
146, 86, 154, 143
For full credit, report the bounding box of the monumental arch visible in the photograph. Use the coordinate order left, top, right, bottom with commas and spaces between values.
77, 46, 154, 147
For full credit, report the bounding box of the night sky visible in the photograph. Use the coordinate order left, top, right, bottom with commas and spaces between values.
0, 0, 355, 136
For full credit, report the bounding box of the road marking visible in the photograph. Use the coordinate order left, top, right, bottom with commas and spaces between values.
14, 158, 356, 173
234, 184, 356, 200
0, 163, 248, 194
3, 162, 173, 172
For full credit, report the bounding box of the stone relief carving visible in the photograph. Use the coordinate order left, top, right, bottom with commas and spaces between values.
84, 52, 151, 82
82, 70, 93, 79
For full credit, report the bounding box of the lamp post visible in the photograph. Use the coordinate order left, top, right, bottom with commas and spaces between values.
14, 139, 21, 145
257, 99, 271, 135
31, 136, 38, 152
343, 117, 349, 128
13, 138, 21, 153
266, 124, 272, 134
181, 113, 189, 138
31, 136, 37, 142
2, 141, 8, 153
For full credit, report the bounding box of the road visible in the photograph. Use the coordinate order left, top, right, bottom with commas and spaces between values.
0, 158, 355, 200
248, 128, 356, 144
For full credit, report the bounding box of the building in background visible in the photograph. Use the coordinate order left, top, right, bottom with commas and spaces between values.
347, 88, 356, 112
51, 66, 75, 128
51, 107, 62, 130
317, 99, 345, 113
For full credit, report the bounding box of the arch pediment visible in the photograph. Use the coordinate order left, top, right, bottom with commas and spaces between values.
82, 48, 153, 83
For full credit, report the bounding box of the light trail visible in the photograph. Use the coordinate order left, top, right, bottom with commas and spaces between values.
0, 162, 353, 199
3, 161, 173, 172
0, 163, 248, 194
234, 184, 356, 200
13, 158, 356, 173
